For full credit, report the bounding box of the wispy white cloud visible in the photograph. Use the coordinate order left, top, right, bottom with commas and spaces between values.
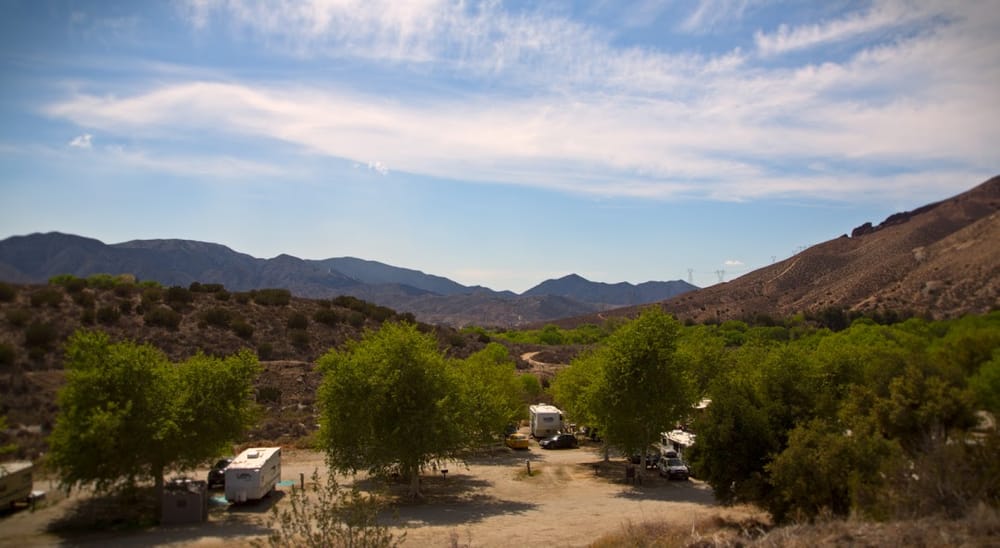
679, 0, 754, 33
45, 1, 1000, 204
724, 259, 744, 266
68, 134, 92, 149
754, 0, 933, 56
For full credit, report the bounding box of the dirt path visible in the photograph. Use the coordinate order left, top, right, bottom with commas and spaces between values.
0, 445, 757, 547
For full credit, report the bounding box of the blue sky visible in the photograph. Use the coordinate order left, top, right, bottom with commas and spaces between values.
1, 1, 997, 292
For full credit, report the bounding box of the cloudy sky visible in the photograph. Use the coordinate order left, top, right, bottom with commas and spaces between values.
1, 1, 997, 292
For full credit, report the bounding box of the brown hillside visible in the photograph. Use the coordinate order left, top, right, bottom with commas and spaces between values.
559, 175, 999, 327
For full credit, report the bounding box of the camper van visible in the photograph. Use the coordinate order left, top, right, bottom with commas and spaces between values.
529, 404, 563, 438
0, 461, 33, 508
224, 447, 281, 503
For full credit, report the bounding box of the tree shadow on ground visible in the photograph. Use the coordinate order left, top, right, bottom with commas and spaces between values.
613, 479, 716, 505
225, 489, 285, 514
45, 487, 273, 547
462, 447, 545, 466
391, 493, 537, 528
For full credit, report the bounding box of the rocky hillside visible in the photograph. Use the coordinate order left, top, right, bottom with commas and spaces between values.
556, 175, 1000, 327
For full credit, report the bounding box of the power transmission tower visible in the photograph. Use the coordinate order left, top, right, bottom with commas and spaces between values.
687, 268, 694, 284
771, 255, 777, 264
715, 270, 725, 282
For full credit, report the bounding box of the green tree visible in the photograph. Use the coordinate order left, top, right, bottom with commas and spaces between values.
969, 351, 1000, 414
317, 321, 462, 497
451, 343, 522, 447
553, 309, 693, 465
48, 331, 260, 503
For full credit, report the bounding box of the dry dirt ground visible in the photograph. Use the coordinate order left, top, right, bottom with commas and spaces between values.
0, 441, 760, 547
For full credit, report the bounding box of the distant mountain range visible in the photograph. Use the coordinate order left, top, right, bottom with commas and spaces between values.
0, 233, 696, 327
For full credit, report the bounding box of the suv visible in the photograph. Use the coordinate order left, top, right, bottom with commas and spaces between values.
657, 456, 690, 480
207, 458, 233, 488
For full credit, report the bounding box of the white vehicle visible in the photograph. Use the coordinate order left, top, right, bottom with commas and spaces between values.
225, 447, 281, 503
529, 404, 564, 438
0, 461, 33, 508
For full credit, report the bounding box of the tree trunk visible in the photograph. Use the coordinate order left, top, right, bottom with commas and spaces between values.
407, 465, 422, 499
154, 464, 165, 518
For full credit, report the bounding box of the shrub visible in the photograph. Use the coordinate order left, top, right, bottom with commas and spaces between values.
141, 286, 163, 303
0, 343, 15, 366
5, 308, 30, 328
24, 321, 57, 349
287, 312, 309, 330
345, 311, 365, 328
253, 288, 291, 306
87, 273, 124, 289
257, 385, 282, 404
96, 305, 121, 325
257, 342, 274, 360
51, 275, 87, 293
144, 306, 182, 330
30, 287, 64, 308
165, 286, 193, 308
118, 300, 133, 315
113, 283, 136, 298
201, 307, 233, 328
289, 329, 310, 349
234, 292, 251, 304
0, 282, 16, 302
231, 319, 254, 339
190, 282, 225, 293
313, 309, 341, 327
72, 291, 96, 308
80, 308, 95, 325
214, 290, 231, 302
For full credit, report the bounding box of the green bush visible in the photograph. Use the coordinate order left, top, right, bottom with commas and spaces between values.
257, 385, 282, 404
72, 291, 96, 308
287, 312, 309, 330
314, 309, 341, 327
97, 305, 121, 325
234, 292, 251, 304
189, 282, 225, 293
165, 286, 193, 308
30, 287, 64, 308
24, 321, 57, 349
200, 307, 233, 328
113, 283, 136, 298
143, 306, 182, 330
289, 329, 310, 349
252, 288, 292, 306
5, 308, 30, 328
257, 342, 274, 360
0, 343, 15, 366
345, 311, 365, 328
51, 275, 88, 293
87, 273, 125, 289
214, 290, 231, 302
141, 286, 163, 303
80, 308, 95, 325
0, 282, 16, 302
231, 319, 254, 339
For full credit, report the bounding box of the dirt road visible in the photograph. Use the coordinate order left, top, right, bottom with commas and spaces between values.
0, 444, 756, 547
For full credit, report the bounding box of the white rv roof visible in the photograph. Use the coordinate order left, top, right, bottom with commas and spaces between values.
0, 461, 32, 476
230, 447, 280, 468
529, 404, 562, 414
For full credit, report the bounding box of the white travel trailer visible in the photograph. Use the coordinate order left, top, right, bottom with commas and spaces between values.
529, 404, 564, 438
225, 447, 281, 503
0, 461, 33, 508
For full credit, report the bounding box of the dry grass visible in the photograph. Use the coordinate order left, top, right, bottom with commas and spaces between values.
591, 504, 1000, 548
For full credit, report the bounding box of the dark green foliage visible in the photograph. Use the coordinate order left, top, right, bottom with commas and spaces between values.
96, 305, 121, 325
214, 289, 231, 302
287, 312, 309, 330
231, 318, 254, 339
345, 311, 365, 328
313, 308, 341, 327
72, 290, 95, 308
0, 282, 17, 302
51, 275, 88, 293
80, 308, 95, 325
117, 300, 133, 315
257, 385, 282, 404
200, 307, 233, 328
257, 342, 274, 360
165, 286, 193, 309
113, 283, 135, 298
330, 295, 396, 322
234, 291, 251, 304
289, 328, 310, 349
30, 287, 64, 308
24, 321, 57, 349
189, 282, 225, 293
143, 306, 182, 330
538, 324, 564, 345
5, 308, 30, 328
252, 288, 291, 306
141, 286, 163, 304
0, 343, 15, 366
87, 273, 131, 289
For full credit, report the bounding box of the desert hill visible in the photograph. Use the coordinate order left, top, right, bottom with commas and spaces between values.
572, 175, 999, 327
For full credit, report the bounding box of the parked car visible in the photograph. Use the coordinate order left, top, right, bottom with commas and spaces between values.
207, 457, 233, 488
539, 433, 578, 449
506, 432, 530, 450
630, 446, 662, 469
657, 456, 690, 480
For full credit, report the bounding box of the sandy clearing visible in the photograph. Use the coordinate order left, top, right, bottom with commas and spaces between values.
0, 443, 758, 547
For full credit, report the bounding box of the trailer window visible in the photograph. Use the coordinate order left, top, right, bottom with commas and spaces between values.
237, 473, 252, 480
